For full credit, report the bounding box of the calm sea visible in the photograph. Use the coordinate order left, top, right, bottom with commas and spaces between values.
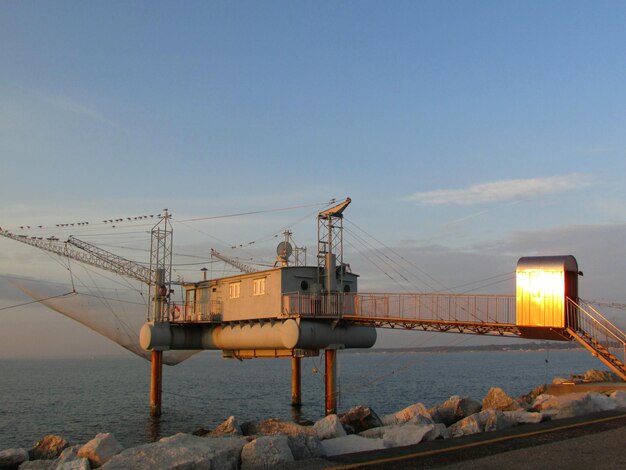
0, 349, 607, 450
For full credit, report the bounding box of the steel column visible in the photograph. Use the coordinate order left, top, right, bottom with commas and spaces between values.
150, 350, 163, 417
325, 348, 337, 415
291, 356, 302, 407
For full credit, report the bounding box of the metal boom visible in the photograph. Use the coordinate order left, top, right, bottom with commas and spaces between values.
0, 229, 154, 285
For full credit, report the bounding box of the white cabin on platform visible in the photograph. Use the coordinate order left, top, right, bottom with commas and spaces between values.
181, 266, 358, 322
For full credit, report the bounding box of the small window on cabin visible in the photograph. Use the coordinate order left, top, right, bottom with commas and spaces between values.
253, 278, 266, 296
300, 280, 309, 291
229, 282, 241, 299
343, 284, 351, 293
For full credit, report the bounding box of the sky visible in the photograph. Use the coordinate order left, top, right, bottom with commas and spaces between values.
1, 1, 625, 358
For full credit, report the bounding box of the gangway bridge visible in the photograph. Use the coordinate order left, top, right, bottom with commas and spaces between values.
2, 198, 625, 418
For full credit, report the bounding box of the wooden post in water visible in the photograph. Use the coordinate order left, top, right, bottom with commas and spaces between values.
150, 350, 163, 417
325, 348, 337, 415
291, 356, 302, 407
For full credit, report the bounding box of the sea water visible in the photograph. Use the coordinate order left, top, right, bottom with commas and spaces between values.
0, 349, 607, 449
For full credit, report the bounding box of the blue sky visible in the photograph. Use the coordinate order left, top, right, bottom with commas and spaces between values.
1, 1, 625, 357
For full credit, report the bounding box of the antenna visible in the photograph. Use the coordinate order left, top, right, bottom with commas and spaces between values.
276, 230, 294, 267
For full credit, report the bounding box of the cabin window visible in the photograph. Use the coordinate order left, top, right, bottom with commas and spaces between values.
253, 278, 266, 296
300, 280, 309, 291
229, 282, 241, 299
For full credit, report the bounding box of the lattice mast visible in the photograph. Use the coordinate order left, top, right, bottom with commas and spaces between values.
148, 210, 173, 322
317, 198, 351, 293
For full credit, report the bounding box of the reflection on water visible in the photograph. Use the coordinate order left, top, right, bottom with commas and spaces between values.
147, 416, 161, 443
0, 349, 608, 449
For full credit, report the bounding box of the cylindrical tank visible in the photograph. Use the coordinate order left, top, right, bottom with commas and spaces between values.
140, 319, 376, 351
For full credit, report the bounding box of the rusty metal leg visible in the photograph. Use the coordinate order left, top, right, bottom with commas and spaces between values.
150, 350, 163, 417
291, 356, 302, 407
325, 349, 337, 415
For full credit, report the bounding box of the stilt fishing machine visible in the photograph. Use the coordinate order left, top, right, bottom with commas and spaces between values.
1, 198, 624, 417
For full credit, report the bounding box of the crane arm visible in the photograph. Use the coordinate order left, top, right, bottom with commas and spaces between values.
210, 248, 258, 274
0, 229, 154, 285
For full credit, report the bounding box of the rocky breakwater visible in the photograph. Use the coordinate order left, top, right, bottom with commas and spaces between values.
2, 369, 624, 470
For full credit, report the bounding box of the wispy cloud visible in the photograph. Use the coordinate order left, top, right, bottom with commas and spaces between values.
406, 174, 593, 205
35, 92, 119, 129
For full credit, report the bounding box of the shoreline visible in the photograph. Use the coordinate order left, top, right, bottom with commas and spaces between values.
2, 370, 624, 469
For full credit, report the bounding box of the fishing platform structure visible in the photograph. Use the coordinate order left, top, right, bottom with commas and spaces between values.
1, 198, 625, 418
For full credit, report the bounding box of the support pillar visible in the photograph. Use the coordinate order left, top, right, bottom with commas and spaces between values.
291, 356, 302, 407
150, 350, 163, 417
325, 348, 337, 415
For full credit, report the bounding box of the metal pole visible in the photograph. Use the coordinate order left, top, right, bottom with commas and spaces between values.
325, 348, 337, 415
150, 350, 163, 417
291, 356, 302, 407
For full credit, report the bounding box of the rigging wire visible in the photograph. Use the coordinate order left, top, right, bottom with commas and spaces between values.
0, 292, 75, 311
345, 218, 447, 291
176, 200, 336, 224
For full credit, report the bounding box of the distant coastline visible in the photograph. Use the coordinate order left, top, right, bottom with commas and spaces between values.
353, 341, 580, 354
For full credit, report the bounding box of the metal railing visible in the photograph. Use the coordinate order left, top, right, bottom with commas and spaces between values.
177, 300, 222, 322
566, 298, 626, 375
283, 292, 516, 325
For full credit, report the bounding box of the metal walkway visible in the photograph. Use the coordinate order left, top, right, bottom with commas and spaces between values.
283, 292, 626, 381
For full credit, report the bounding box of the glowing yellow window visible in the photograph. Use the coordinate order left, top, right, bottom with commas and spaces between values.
229, 282, 241, 299
253, 278, 266, 296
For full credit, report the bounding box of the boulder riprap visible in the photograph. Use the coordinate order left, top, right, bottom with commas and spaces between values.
381, 402, 433, 426
313, 414, 346, 440
582, 369, 622, 383
482, 387, 523, 411
320, 435, 386, 457
381, 424, 435, 448
193, 416, 242, 438
77, 433, 123, 468
18, 460, 56, 470
338, 405, 382, 434
0, 448, 28, 469
29, 435, 69, 461
241, 435, 294, 469
241, 418, 314, 437
100, 433, 245, 470
50, 445, 82, 469
532, 392, 617, 419
429, 395, 482, 426
449, 409, 516, 437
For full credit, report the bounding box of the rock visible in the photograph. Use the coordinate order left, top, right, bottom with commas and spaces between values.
55, 459, 90, 470
77, 433, 123, 468
583, 369, 622, 383
19, 461, 54, 470
49, 445, 82, 470
482, 387, 522, 411
423, 423, 450, 440
209, 416, 242, 437
448, 414, 482, 437
241, 435, 294, 469
518, 384, 548, 405
552, 377, 571, 385
610, 390, 626, 409
0, 448, 29, 470
100, 434, 245, 470
382, 424, 434, 448
429, 395, 482, 426
448, 409, 515, 437
483, 409, 516, 432
313, 415, 347, 440
532, 392, 617, 419
339, 406, 382, 434
320, 435, 386, 457
241, 418, 314, 437
29, 436, 70, 461
381, 402, 433, 426
285, 434, 324, 460
503, 410, 545, 424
